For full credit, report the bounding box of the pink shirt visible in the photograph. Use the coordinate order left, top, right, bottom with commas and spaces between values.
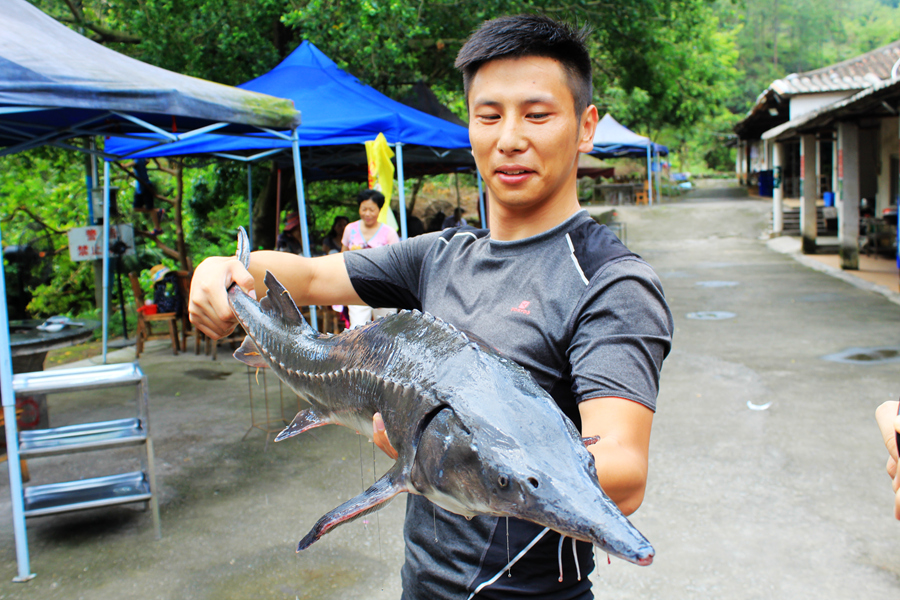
342, 221, 399, 251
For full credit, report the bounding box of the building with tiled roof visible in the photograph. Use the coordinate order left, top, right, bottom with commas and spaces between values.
734, 40, 900, 270
736, 40, 900, 142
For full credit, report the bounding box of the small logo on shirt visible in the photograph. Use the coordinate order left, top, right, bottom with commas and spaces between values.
511, 301, 531, 315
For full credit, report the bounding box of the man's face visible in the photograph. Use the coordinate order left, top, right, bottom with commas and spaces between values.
467, 56, 597, 215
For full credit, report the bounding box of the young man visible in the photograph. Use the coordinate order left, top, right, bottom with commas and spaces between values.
190, 14, 673, 599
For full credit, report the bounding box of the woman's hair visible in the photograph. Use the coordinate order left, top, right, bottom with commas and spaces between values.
329, 215, 349, 235
357, 188, 385, 209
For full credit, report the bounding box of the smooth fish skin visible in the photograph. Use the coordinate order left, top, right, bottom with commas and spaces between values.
227, 227, 654, 566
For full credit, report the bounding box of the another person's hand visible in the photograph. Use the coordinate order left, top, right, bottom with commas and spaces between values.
372, 412, 398, 460
875, 400, 900, 520
189, 256, 256, 340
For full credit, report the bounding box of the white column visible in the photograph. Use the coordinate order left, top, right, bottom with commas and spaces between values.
772, 141, 784, 234
837, 121, 860, 270
800, 134, 818, 254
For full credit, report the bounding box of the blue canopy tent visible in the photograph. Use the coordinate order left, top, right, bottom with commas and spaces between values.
589, 113, 668, 205
0, 0, 300, 581
106, 41, 482, 235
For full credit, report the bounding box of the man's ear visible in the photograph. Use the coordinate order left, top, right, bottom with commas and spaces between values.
578, 104, 599, 153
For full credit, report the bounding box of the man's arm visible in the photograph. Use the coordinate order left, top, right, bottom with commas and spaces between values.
579, 396, 653, 517
875, 400, 900, 520
189, 250, 363, 340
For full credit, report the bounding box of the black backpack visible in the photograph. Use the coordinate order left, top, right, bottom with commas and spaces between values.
153, 272, 183, 316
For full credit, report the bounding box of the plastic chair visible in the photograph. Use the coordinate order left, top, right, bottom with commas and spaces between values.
128, 272, 179, 357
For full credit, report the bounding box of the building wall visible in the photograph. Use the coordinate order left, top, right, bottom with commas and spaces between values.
789, 92, 856, 120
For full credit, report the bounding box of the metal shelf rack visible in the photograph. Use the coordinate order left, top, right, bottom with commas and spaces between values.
12, 362, 160, 537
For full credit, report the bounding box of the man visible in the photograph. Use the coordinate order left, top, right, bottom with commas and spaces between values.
441, 207, 467, 229
190, 14, 673, 599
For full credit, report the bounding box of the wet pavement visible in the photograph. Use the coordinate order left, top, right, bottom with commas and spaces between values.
1, 195, 899, 599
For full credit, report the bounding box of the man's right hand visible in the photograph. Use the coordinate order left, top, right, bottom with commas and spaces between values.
189, 255, 256, 340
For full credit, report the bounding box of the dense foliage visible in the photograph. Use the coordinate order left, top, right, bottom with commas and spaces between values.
5, 0, 900, 320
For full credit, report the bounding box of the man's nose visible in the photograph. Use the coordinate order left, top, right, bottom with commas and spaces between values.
497, 119, 526, 155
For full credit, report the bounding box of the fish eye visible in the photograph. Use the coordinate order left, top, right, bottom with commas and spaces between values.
498, 475, 509, 487
527, 477, 539, 489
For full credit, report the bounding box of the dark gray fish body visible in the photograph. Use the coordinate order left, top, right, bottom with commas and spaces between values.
227, 228, 654, 566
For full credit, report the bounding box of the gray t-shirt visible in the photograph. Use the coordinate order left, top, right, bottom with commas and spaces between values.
344, 210, 673, 599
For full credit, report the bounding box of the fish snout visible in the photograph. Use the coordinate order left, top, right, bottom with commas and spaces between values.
513, 476, 655, 566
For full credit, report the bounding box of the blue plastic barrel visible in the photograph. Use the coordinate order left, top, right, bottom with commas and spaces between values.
823, 192, 834, 207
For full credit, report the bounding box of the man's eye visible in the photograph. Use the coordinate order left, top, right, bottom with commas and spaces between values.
477, 114, 500, 121
528, 113, 549, 119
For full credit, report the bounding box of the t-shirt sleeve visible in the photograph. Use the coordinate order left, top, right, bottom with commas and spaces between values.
384, 226, 400, 246
342, 231, 442, 310
568, 258, 673, 412
340, 222, 354, 249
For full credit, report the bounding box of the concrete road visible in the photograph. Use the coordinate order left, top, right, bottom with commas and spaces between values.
1, 196, 898, 599
593, 198, 900, 599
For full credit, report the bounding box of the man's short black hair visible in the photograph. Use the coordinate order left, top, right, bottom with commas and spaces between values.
455, 14, 593, 113
357, 188, 385, 209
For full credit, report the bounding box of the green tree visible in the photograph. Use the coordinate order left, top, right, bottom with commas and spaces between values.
7, 0, 751, 317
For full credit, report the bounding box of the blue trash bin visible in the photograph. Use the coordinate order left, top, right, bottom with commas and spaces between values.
758, 170, 773, 197
823, 192, 834, 207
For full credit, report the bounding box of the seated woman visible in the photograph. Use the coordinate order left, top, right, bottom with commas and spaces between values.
322, 215, 349, 255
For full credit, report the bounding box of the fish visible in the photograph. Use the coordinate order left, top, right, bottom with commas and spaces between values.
226, 227, 654, 566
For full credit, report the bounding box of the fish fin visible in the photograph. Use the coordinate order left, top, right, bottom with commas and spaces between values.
582, 435, 601, 447
259, 271, 316, 334
233, 336, 268, 368
297, 468, 408, 551
235, 227, 250, 269
275, 408, 331, 442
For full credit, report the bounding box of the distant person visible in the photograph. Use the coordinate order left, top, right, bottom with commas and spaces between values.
132, 159, 163, 236
427, 210, 446, 232
442, 207, 467, 229
341, 189, 399, 327
407, 215, 425, 238
276, 212, 303, 254
876, 400, 900, 519
322, 216, 349, 255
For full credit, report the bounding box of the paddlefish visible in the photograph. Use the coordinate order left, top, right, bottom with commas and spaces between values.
226, 228, 654, 566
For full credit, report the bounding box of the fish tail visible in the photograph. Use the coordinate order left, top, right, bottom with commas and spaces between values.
236, 227, 251, 269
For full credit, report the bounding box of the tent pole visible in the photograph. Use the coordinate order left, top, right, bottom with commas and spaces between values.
247, 164, 254, 250
396, 143, 408, 240
477, 172, 486, 228
646, 145, 652, 206
102, 160, 111, 363
87, 138, 97, 225
655, 149, 662, 205
275, 168, 282, 238
0, 223, 34, 582
291, 130, 317, 329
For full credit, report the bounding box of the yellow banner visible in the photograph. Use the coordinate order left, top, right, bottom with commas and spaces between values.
365, 133, 398, 231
